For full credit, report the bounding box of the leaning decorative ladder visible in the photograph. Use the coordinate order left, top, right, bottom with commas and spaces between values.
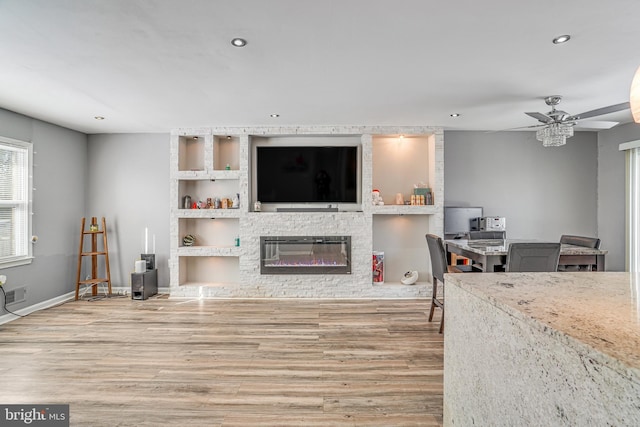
75, 217, 112, 300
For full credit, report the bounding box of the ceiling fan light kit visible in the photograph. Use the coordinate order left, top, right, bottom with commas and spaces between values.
536, 123, 574, 147
631, 65, 640, 124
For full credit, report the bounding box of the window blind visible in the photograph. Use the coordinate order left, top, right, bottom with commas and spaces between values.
0, 138, 31, 265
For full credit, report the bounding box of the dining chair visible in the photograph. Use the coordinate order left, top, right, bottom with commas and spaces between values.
465, 230, 506, 271
558, 235, 601, 271
469, 230, 506, 240
505, 242, 561, 272
425, 234, 475, 333
559, 234, 601, 249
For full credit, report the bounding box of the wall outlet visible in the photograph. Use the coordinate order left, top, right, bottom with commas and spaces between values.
5, 287, 26, 305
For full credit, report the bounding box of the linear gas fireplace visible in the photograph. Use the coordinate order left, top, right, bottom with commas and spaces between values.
260, 236, 351, 274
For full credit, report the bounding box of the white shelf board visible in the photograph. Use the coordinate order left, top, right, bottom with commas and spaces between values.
178, 209, 242, 218
370, 205, 437, 215
177, 246, 242, 257
176, 170, 240, 180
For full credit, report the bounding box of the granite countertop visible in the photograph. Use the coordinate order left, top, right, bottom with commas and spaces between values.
445, 272, 640, 376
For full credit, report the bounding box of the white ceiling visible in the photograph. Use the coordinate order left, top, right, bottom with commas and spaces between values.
1, 0, 639, 135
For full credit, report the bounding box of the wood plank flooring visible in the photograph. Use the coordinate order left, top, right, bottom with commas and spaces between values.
0, 296, 443, 426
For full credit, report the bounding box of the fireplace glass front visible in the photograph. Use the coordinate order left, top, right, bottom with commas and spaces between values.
260, 236, 351, 274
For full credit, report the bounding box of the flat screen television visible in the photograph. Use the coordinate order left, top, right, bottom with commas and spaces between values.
256, 146, 358, 203
444, 206, 483, 237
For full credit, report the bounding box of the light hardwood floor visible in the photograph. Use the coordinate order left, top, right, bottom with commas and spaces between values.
0, 296, 443, 426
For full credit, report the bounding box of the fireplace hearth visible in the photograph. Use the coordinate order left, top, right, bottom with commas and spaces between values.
260, 236, 351, 274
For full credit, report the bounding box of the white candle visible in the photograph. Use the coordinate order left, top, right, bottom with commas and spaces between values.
144, 227, 148, 254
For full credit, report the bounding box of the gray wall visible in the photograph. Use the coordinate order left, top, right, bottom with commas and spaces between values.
597, 122, 640, 271
86, 133, 169, 288
2, 118, 636, 313
0, 108, 87, 314
443, 130, 599, 245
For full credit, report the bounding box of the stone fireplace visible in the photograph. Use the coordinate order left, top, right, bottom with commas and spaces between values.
260, 236, 351, 274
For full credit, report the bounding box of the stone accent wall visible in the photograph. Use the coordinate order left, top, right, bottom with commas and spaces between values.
170, 126, 442, 299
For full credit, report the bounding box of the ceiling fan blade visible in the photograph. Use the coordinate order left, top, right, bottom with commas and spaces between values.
525, 112, 551, 123
571, 102, 630, 120
487, 123, 546, 133
574, 120, 619, 130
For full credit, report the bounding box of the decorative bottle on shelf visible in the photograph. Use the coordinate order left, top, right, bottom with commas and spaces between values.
372, 251, 384, 284
232, 193, 239, 208
183, 195, 191, 209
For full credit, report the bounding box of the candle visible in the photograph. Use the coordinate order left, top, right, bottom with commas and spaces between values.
144, 227, 148, 254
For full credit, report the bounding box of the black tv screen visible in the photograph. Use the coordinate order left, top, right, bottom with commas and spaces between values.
257, 146, 358, 203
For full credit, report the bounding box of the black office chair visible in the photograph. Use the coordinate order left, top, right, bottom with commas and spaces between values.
425, 234, 474, 333
469, 230, 506, 240
558, 235, 601, 271
505, 242, 561, 272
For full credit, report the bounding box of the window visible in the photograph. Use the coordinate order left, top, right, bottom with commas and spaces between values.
0, 136, 33, 268
620, 140, 640, 272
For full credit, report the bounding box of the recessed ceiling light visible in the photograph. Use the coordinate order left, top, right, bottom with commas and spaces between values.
231, 38, 247, 47
94, 116, 104, 120
552, 34, 571, 44
450, 113, 460, 118
270, 113, 280, 118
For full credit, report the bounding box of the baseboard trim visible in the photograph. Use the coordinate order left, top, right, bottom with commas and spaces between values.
0, 291, 76, 325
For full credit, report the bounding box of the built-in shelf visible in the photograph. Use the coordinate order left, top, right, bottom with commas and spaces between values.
178, 209, 242, 218
176, 170, 241, 180
170, 126, 443, 298
371, 205, 438, 215
177, 256, 240, 286
177, 246, 242, 257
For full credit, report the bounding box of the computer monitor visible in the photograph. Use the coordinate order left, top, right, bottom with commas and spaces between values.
444, 207, 483, 238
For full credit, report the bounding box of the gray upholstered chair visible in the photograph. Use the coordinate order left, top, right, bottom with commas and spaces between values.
469, 230, 506, 240
506, 242, 561, 272
559, 235, 601, 271
466, 230, 506, 270
425, 234, 474, 333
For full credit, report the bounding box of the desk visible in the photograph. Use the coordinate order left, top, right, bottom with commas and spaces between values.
445, 239, 607, 272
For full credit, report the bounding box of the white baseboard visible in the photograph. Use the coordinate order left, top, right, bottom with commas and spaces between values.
0, 291, 76, 325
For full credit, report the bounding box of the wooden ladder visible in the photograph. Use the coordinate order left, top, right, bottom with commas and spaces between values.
75, 217, 112, 300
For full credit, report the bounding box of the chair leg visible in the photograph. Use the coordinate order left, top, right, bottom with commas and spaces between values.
428, 275, 437, 322
439, 307, 444, 334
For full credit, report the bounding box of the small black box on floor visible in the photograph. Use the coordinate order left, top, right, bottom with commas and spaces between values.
131, 269, 157, 300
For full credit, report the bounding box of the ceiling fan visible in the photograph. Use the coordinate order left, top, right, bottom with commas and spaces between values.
524, 96, 630, 147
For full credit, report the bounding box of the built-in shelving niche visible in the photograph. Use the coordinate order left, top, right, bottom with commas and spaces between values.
178, 256, 239, 286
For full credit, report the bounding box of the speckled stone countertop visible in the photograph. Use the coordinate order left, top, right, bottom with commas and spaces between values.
445, 272, 640, 376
